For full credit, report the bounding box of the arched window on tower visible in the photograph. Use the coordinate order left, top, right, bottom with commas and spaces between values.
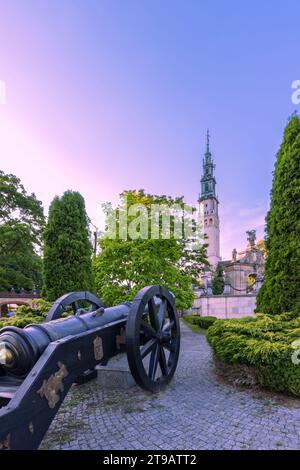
209, 218, 213, 224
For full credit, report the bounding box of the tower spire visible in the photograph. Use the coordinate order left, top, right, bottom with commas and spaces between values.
200, 129, 216, 199
206, 129, 210, 153
198, 130, 220, 267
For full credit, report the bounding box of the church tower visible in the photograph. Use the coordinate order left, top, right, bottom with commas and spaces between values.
198, 130, 221, 267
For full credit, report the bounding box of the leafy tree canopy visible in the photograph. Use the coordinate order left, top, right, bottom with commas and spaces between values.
0, 170, 44, 241
93, 189, 208, 309
0, 171, 44, 291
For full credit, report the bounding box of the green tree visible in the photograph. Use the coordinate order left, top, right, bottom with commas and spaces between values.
256, 115, 300, 314
43, 191, 94, 300
93, 190, 208, 309
0, 171, 44, 291
212, 263, 224, 295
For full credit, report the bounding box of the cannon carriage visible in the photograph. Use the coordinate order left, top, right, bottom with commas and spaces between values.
0, 285, 180, 450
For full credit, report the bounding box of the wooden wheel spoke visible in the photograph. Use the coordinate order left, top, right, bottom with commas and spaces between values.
148, 298, 160, 332
159, 345, 168, 376
148, 344, 159, 380
126, 286, 180, 392
72, 301, 79, 314
46, 293, 104, 321
158, 299, 166, 329
162, 340, 175, 353
141, 320, 156, 338
140, 338, 157, 359
162, 320, 174, 332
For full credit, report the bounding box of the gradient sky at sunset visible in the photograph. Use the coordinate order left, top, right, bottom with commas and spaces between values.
0, 0, 299, 258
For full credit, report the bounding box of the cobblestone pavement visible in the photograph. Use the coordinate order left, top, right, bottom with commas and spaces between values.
41, 321, 300, 450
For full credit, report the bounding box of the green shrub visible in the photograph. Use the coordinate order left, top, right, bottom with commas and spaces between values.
184, 314, 217, 329
14, 299, 52, 319
0, 316, 44, 328
0, 299, 52, 329
0, 300, 86, 331
206, 314, 300, 397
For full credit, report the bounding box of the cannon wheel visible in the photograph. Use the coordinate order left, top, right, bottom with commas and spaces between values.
126, 285, 180, 393
45, 291, 105, 321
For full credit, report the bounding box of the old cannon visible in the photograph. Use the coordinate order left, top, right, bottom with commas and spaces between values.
0, 285, 180, 450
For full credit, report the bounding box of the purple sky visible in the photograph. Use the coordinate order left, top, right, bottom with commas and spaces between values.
0, 0, 299, 259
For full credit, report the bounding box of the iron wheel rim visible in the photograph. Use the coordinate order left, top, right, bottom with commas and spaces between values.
126, 285, 180, 393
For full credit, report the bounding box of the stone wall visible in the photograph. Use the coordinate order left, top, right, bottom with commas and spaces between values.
189, 294, 257, 319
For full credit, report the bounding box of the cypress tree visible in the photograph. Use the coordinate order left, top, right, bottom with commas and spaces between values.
256, 115, 300, 314
212, 263, 224, 295
43, 191, 94, 300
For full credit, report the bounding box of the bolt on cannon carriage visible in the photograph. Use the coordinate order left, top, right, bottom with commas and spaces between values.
0, 285, 180, 450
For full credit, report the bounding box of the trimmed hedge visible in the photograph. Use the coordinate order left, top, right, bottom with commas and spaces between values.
206, 313, 300, 397
0, 299, 52, 328
184, 314, 218, 330
0, 300, 88, 329
0, 316, 44, 328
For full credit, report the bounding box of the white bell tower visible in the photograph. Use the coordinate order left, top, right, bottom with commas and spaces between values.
198, 130, 221, 267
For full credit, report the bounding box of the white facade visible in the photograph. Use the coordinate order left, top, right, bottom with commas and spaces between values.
199, 196, 220, 267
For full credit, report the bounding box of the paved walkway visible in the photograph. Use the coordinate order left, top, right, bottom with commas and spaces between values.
41, 321, 300, 450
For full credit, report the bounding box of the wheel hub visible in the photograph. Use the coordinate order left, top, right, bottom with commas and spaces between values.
162, 331, 171, 343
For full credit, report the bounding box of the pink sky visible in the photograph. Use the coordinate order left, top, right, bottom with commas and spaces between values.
0, 103, 267, 259
2, 1, 298, 260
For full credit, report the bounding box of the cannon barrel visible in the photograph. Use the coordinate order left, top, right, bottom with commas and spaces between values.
0, 286, 180, 450
0, 296, 164, 378
0, 303, 133, 377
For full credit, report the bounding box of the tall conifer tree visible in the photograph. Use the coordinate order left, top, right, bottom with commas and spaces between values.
256, 115, 300, 314
212, 263, 224, 295
43, 191, 94, 300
